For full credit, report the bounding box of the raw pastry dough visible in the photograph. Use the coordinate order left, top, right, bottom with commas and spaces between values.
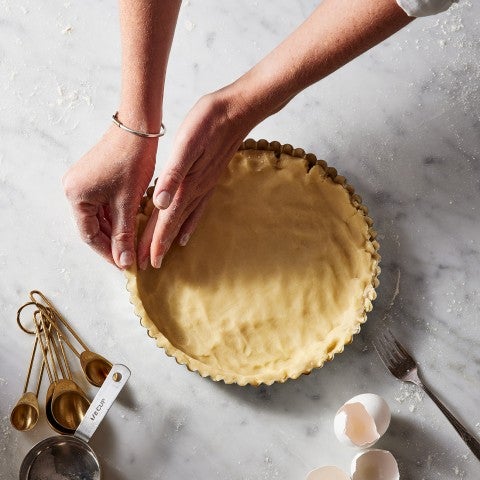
126, 140, 380, 385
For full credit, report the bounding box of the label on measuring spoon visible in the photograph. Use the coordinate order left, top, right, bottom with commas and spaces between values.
75, 364, 131, 443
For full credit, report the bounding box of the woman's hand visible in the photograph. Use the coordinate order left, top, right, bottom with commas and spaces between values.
63, 126, 158, 269
137, 89, 254, 270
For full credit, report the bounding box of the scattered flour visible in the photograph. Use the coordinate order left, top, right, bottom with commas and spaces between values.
381, 269, 401, 323
394, 383, 425, 413
184, 19, 195, 31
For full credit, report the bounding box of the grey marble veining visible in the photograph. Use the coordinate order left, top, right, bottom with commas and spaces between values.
1, 1, 480, 479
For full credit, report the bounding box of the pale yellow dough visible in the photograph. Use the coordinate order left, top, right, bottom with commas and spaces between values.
126, 144, 380, 385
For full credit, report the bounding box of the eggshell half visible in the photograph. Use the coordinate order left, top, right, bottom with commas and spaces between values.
351, 449, 400, 480
306, 466, 350, 480
334, 393, 391, 448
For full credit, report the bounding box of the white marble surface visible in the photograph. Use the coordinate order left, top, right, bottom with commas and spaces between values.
1, 0, 480, 478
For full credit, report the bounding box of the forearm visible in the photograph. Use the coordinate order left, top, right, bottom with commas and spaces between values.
118, 0, 181, 131
229, 0, 413, 123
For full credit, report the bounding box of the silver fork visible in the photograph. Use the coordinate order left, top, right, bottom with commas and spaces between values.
373, 329, 480, 461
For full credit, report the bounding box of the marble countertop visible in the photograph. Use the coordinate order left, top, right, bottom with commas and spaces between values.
1, 1, 480, 478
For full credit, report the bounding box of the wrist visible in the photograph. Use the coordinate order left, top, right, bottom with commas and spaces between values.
117, 98, 163, 133
105, 123, 160, 156
212, 81, 276, 133
224, 71, 296, 128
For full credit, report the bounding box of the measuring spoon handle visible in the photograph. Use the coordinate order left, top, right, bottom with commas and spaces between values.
75, 364, 130, 443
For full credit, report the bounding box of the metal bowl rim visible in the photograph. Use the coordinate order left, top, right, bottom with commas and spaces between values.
19, 435, 101, 480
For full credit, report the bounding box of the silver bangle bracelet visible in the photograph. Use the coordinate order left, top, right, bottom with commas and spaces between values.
112, 112, 165, 138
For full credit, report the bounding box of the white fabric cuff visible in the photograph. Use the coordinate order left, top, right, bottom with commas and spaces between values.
396, 0, 456, 17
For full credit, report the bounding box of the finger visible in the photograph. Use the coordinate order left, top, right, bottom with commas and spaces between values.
177, 190, 213, 247
150, 187, 194, 267
110, 196, 139, 269
72, 202, 115, 265
137, 207, 159, 270
152, 137, 203, 211
110, 196, 137, 269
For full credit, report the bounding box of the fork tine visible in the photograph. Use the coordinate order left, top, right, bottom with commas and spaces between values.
393, 335, 412, 360
383, 328, 397, 348
372, 332, 387, 358
374, 329, 407, 373
372, 332, 394, 369
374, 328, 418, 376
378, 331, 395, 358
384, 328, 408, 361
387, 329, 416, 367
374, 346, 392, 372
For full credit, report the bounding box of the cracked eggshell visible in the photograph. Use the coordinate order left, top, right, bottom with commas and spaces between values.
333, 393, 391, 448
351, 449, 400, 480
306, 466, 350, 480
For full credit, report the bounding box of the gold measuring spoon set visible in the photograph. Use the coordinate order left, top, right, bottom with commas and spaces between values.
10, 290, 113, 434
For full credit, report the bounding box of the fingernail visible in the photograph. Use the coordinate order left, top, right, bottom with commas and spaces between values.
119, 251, 134, 268
155, 191, 171, 209
179, 233, 191, 247
153, 254, 163, 269
139, 257, 149, 271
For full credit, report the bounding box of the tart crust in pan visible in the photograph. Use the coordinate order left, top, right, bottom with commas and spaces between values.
125, 139, 380, 386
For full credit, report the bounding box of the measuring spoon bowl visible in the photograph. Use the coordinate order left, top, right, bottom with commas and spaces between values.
10, 392, 40, 432
80, 351, 112, 387
51, 380, 90, 431
45, 382, 74, 435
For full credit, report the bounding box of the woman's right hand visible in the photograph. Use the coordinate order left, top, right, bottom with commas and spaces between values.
62, 125, 159, 269
137, 88, 261, 270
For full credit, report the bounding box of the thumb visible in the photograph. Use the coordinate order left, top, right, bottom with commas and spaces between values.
110, 198, 138, 269
153, 137, 200, 210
